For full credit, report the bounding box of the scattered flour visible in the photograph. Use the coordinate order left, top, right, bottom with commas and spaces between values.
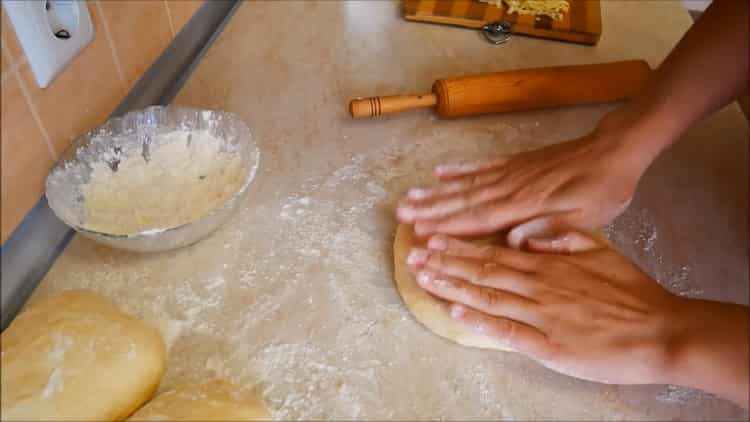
203, 276, 226, 291
48, 334, 73, 364
35, 128, 742, 420
656, 384, 706, 405
41, 368, 64, 399
126, 339, 137, 361
604, 208, 703, 298
40, 335, 72, 399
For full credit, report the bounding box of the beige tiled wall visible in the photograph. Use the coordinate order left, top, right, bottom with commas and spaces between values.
1, 0, 204, 243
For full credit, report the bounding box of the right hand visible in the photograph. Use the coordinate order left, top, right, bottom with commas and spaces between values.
405, 230, 750, 407
397, 114, 653, 247
405, 230, 687, 386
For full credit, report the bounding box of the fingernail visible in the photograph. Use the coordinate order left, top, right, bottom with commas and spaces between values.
427, 235, 447, 251
397, 204, 415, 221
417, 270, 434, 286
435, 164, 458, 175
436, 162, 475, 174
408, 188, 431, 200
407, 248, 429, 266
450, 304, 466, 318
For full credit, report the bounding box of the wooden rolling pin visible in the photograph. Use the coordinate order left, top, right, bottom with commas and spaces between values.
349, 60, 651, 119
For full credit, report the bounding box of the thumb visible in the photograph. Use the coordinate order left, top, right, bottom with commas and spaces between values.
526, 231, 603, 254
507, 213, 605, 253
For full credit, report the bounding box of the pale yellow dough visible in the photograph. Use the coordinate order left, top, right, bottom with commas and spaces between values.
1, 290, 166, 421
129, 379, 270, 421
393, 224, 514, 351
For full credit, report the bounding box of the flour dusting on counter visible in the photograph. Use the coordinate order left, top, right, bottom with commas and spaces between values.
33, 113, 745, 421
34, 129, 644, 420
41, 368, 64, 399
18, 0, 750, 418
656, 384, 706, 405
604, 208, 703, 298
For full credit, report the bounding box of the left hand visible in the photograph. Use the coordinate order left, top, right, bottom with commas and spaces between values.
405, 231, 691, 385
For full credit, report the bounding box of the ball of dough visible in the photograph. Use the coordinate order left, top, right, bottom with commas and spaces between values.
394, 224, 514, 351
129, 379, 270, 421
1, 290, 166, 421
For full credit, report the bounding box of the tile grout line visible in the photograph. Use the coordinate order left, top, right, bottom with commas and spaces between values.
164, 0, 176, 38
14, 69, 57, 161
1, 31, 10, 63
0, 55, 27, 86
0, 33, 27, 83
1, 38, 15, 84
94, 0, 127, 94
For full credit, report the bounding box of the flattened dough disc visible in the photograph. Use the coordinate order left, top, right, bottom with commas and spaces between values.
393, 224, 514, 351
129, 379, 270, 421
1, 290, 166, 421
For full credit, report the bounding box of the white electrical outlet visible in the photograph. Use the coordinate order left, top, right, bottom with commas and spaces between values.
3, 0, 94, 88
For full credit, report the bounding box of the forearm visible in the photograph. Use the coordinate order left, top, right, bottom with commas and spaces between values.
603, 0, 748, 162
670, 299, 749, 408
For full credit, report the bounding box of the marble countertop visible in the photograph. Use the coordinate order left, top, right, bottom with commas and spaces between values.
33, 1, 748, 419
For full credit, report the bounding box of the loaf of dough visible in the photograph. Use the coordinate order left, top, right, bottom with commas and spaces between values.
129, 379, 270, 421
1, 290, 166, 421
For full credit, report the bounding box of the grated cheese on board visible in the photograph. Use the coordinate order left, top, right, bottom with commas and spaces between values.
480, 0, 570, 21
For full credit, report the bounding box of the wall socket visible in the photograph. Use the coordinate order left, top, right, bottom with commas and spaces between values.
3, 0, 94, 88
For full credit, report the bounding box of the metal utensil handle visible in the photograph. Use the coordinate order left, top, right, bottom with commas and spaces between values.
481, 21, 512, 45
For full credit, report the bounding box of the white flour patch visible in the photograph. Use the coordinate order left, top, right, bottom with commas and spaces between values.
157, 318, 185, 352
655, 384, 706, 404
126, 339, 137, 360
203, 276, 226, 291
41, 368, 64, 399
664, 265, 702, 297
48, 334, 73, 364
604, 208, 703, 298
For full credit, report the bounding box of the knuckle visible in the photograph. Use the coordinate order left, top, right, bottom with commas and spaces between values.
455, 284, 473, 302
478, 245, 499, 261
445, 239, 462, 256
441, 277, 459, 292
479, 288, 500, 308
471, 261, 497, 285
468, 174, 480, 189
494, 318, 515, 339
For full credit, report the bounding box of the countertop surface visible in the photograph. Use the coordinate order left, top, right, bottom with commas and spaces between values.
33, 1, 748, 419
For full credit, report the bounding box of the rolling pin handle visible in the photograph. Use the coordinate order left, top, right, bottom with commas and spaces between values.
349, 94, 437, 119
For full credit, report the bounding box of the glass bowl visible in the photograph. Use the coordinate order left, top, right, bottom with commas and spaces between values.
45, 105, 260, 253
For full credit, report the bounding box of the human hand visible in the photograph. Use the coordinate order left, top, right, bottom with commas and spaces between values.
397, 115, 653, 246
405, 230, 690, 386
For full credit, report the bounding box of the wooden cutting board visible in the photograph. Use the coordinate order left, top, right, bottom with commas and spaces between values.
403, 0, 602, 45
